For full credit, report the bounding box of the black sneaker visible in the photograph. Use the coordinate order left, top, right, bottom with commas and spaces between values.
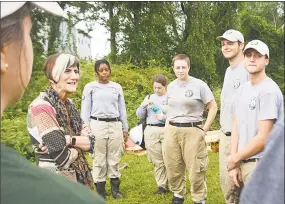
154, 186, 168, 194
172, 196, 184, 204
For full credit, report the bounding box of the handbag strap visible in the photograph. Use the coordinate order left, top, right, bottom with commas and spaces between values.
145, 94, 150, 118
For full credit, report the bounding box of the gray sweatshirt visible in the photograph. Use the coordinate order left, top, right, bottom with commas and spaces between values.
136, 93, 167, 124
81, 81, 129, 132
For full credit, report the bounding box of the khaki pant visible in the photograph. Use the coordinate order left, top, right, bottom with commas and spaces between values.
164, 124, 208, 202
240, 160, 258, 184
90, 120, 125, 182
225, 160, 258, 203
219, 131, 231, 203
144, 125, 168, 189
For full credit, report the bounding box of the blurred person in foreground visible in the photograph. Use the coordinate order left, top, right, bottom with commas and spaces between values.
0, 2, 104, 203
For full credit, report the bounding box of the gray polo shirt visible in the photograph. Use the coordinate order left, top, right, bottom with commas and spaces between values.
136, 93, 167, 124
81, 80, 129, 132
220, 63, 249, 133
166, 76, 214, 123
235, 77, 284, 159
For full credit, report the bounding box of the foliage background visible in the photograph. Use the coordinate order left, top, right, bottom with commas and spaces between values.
1, 1, 284, 160
0, 3, 283, 203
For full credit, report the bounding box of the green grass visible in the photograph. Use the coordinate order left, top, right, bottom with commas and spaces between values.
91, 151, 225, 204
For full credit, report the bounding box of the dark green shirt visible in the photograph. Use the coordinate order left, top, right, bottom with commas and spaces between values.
1, 144, 105, 204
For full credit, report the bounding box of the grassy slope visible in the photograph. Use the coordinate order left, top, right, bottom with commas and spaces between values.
101, 152, 225, 204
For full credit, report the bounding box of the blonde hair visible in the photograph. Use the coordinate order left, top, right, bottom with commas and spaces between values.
172, 54, 190, 67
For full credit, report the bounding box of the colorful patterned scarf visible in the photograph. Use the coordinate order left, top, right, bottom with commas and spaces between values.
44, 86, 94, 189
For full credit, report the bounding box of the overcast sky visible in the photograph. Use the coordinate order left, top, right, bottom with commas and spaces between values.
65, 4, 110, 59
75, 21, 110, 59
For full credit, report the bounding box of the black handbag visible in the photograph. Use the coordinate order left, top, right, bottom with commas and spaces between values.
137, 94, 150, 150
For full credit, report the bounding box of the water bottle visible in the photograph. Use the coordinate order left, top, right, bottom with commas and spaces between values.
152, 106, 161, 114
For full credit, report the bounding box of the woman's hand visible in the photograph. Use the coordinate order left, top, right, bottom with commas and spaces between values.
123, 131, 129, 143
38, 143, 49, 154
81, 124, 92, 135
155, 113, 164, 121
142, 99, 153, 107
199, 128, 206, 139
65, 135, 72, 146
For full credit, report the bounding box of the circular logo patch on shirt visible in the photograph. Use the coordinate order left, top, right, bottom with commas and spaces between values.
233, 79, 241, 89
185, 90, 193, 97
249, 98, 257, 110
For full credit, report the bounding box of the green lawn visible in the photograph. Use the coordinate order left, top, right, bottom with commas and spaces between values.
97, 151, 225, 204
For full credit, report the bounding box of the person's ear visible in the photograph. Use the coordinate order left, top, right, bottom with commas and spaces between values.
239, 43, 245, 50
1, 47, 9, 74
265, 58, 269, 66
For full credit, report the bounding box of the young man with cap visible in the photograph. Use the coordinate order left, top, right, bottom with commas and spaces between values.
226, 40, 284, 201
164, 54, 218, 204
216, 29, 249, 203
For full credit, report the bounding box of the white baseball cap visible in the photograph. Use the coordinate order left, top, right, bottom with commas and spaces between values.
1, 2, 64, 19
216, 29, 244, 43
243, 40, 269, 58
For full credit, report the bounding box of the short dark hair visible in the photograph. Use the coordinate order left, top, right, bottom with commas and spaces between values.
152, 74, 168, 87
94, 59, 111, 74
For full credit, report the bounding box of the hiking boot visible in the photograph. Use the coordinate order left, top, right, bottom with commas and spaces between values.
172, 196, 184, 204
110, 178, 123, 199
95, 181, 106, 199
154, 186, 168, 194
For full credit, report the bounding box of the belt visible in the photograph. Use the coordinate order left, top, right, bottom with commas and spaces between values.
169, 121, 202, 127
243, 158, 259, 163
90, 116, 119, 122
224, 132, 231, 136
147, 124, 165, 127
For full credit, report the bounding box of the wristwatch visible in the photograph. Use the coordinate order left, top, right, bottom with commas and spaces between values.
71, 137, 76, 145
